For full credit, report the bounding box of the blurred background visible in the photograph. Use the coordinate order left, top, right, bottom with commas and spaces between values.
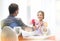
0, 0, 60, 40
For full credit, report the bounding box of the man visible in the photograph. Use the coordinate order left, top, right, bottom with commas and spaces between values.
1, 3, 30, 29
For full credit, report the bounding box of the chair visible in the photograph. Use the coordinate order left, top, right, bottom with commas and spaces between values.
1, 26, 18, 41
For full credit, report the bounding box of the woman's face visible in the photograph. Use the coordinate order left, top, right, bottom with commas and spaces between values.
37, 12, 44, 21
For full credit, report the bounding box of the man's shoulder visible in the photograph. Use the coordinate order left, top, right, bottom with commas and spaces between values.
1, 18, 15, 24
15, 18, 22, 21
16, 18, 21, 20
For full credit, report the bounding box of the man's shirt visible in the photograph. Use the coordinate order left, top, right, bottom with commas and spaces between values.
1, 15, 27, 29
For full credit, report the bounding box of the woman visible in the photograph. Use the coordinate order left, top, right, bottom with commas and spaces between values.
33, 11, 48, 35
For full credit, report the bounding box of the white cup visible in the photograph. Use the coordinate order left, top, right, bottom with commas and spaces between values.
14, 27, 22, 36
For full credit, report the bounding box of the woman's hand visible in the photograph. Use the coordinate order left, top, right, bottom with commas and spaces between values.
43, 28, 47, 32
43, 22, 48, 32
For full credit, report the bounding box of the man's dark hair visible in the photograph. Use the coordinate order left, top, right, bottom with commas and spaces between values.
8, 3, 18, 14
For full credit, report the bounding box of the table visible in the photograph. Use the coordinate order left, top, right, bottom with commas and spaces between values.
18, 35, 56, 41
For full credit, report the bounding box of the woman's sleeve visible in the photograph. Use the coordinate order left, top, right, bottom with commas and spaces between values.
44, 22, 48, 27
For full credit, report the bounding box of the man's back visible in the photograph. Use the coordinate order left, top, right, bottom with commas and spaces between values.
1, 15, 27, 29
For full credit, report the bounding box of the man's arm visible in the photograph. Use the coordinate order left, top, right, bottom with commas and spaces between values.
16, 18, 30, 29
